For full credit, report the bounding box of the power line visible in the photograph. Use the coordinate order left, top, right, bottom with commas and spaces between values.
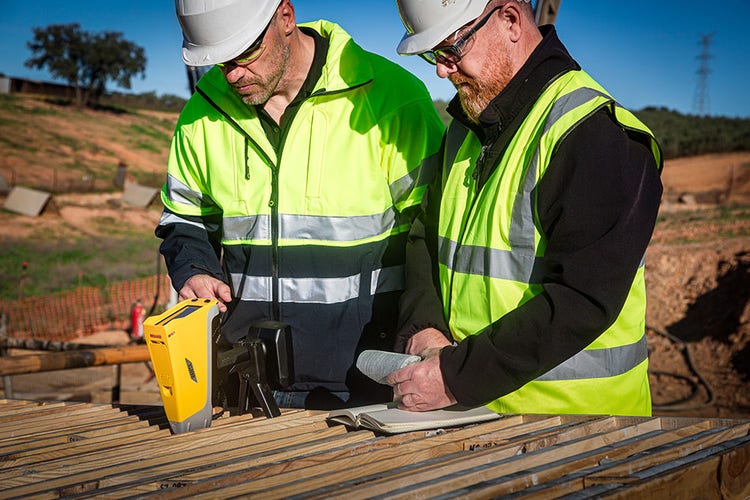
692, 32, 715, 116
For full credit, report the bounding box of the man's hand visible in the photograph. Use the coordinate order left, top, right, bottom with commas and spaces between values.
386, 348, 457, 411
180, 274, 232, 313
405, 327, 452, 357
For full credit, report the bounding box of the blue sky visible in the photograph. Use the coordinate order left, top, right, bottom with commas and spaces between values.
2, 1, 749, 118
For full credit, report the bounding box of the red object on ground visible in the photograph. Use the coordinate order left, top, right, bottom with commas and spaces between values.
130, 300, 145, 339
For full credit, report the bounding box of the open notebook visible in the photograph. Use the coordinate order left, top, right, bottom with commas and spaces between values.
327, 402, 501, 434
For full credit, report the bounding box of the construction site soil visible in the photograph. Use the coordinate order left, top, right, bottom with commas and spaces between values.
3, 145, 750, 419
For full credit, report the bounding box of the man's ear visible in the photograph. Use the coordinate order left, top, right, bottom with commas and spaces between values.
279, 0, 297, 36
502, 3, 524, 43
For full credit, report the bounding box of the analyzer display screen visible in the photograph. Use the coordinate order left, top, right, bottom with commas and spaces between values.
157, 305, 202, 325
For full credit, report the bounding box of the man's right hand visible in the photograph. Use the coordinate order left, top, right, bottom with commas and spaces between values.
405, 327, 452, 358
180, 274, 232, 313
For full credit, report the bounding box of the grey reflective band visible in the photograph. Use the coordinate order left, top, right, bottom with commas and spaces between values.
158, 210, 206, 231
371, 265, 404, 295
223, 208, 405, 243
536, 335, 648, 381
224, 214, 270, 241
165, 174, 212, 207
389, 149, 441, 206
231, 266, 404, 304
438, 237, 543, 283
441, 86, 612, 284
389, 168, 418, 208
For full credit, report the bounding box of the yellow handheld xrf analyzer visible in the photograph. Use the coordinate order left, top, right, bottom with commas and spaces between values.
143, 298, 219, 434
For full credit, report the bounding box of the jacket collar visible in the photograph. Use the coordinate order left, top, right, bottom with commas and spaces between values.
299, 20, 375, 94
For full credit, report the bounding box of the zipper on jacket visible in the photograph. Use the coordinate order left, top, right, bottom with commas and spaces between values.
197, 81, 373, 322
197, 88, 280, 320
269, 154, 280, 320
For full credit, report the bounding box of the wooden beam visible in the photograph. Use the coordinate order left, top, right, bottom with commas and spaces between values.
0, 345, 150, 376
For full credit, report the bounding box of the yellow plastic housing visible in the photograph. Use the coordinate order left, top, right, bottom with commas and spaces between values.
144, 298, 218, 433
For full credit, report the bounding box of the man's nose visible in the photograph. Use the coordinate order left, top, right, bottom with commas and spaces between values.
436, 61, 456, 79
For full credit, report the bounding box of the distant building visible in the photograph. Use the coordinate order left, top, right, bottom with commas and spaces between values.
0, 75, 76, 99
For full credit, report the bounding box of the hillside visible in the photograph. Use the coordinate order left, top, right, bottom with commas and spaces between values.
0, 94, 749, 418
0, 93, 174, 191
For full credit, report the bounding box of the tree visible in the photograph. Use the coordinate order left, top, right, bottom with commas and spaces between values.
25, 23, 146, 107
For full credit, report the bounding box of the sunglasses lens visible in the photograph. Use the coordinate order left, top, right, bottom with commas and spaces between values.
418, 52, 437, 65
434, 47, 460, 66
235, 46, 263, 64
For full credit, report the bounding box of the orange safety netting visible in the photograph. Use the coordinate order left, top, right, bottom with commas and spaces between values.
0, 275, 173, 341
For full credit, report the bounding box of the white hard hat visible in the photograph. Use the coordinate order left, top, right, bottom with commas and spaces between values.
176, 0, 283, 67
396, 0, 491, 55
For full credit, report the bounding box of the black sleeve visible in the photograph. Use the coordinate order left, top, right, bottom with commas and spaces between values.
394, 153, 451, 353
440, 109, 663, 406
155, 208, 225, 292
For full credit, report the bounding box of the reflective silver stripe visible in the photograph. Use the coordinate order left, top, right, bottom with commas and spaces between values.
230, 274, 272, 302
281, 275, 360, 304
389, 169, 419, 207
370, 265, 405, 295
231, 266, 404, 304
439, 237, 541, 283
157, 210, 206, 231
536, 335, 648, 381
165, 174, 209, 207
389, 149, 443, 205
223, 209, 402, 243
224, 215, 270, 242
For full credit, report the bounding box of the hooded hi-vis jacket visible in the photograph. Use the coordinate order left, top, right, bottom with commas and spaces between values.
156, 20, 444, 394
439, 70, 662, 415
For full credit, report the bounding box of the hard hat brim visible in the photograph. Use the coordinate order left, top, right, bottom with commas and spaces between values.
396, 1, 488, 56
179, 0, 281, 67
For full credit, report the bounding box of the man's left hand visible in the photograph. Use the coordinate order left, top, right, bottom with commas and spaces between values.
386, 349, 457, 411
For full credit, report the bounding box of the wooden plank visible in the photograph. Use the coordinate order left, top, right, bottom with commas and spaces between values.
0, 419, 155, 457
0, 407, 146, 446
270, 419, 669, 499
2, 425, 358, 498
428, 422, 748, 499
74, 430, 376, 498
0, 345, 150, 376
297, 417, 619, 500
2, 426, 171, 470
183, 417, 649, 499
133, 415, 551, 499
0, 399, 747, 498
0, 413, 336, 495
594, 435, 750, 499
584, 422, 750, 484
0, 417, 324, 481
0, 405, 125, 439
0, 400, 89, 419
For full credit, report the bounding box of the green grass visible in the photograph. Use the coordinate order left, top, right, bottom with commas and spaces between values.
126, 122, 172, 154
0, 234, 162, 301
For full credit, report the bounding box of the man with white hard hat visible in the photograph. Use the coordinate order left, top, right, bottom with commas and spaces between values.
387, 0, 664, 416
157, 0, 444, 410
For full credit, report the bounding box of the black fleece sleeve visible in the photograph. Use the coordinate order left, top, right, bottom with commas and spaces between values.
394, 156, 451, 353
440, 109, 663, 406
155, 208, 225, 292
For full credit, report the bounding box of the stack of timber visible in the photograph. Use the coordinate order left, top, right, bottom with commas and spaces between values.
0, 399, 748, 498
